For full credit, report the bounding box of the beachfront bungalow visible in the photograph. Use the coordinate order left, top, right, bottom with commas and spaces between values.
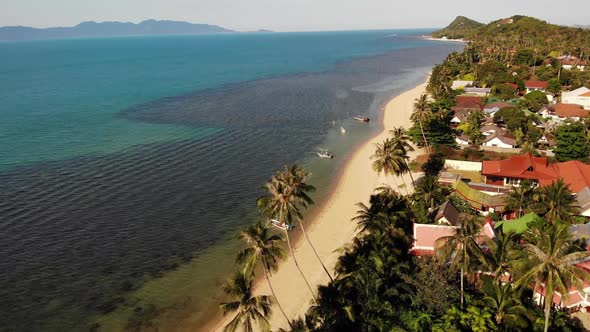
482, 133, 516, 149
451, 80, 474, 90
452, 95, 485, 112
524, 80, 548, 94
481, 153, 590, 194
562, 87, 590, 110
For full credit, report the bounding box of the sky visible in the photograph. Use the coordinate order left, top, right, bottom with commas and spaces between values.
1, 0, 589, 32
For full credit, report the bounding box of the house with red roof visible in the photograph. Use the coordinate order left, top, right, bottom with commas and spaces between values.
452, 95, 484, 113
560, 56, 587, 71
540, 103, 590, 123
481, 153, 590, 193
525, 80, 548, 94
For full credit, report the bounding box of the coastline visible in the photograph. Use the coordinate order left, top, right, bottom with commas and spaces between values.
422, 35, 467, 43
203, 79, 427, 332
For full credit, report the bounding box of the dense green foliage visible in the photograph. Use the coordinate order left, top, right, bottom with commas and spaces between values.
432, 16, 484, 39
554, 122, 590, 161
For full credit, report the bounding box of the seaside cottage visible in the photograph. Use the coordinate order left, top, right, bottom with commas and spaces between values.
451, 80, 474, 90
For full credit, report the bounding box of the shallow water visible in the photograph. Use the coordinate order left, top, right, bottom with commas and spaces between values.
0, 32, 461, 331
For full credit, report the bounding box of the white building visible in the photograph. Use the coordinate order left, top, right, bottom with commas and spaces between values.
482, 133, 516, 148
562, 87, 590, 110
451, 80, 473, 90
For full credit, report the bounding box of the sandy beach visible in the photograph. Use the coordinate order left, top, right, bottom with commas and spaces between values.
207, 80, 427, 331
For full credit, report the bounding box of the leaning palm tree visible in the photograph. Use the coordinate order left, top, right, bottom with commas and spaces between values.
237, 222, 289, 326
390, 127, 416, 185
515, 223, 589, 332
257, 172, 318, 303
412, 94, 432, 151
220, 272, 273, 332
436, 217, 485, 307
531, 179, 578, 223
277, 165, 334, 282
371, 138, 405, 192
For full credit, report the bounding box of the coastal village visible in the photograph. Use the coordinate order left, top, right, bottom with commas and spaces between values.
213, 15, 590, 332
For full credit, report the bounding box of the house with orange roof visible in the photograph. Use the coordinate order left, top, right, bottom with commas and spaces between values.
525, 80, 548, 94
559, 56, 587, 71
481, 153, 590, 194
540, 103, 589, 123
562, 87, 590, 110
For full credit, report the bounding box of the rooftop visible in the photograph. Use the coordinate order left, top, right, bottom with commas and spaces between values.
525, 80, 548, 89
553, 103, 589, 118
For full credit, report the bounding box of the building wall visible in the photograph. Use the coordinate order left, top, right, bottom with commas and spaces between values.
562, 96, 590, 110
482, 137, 514, 148
445, 159, 483, 171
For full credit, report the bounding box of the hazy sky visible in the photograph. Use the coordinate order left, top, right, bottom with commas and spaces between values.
1, 0, 589, 31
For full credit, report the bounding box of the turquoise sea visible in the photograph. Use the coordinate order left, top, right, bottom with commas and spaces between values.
0, 31, 461, 331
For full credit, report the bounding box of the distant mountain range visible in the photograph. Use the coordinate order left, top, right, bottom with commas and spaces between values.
0, 20, 235, 41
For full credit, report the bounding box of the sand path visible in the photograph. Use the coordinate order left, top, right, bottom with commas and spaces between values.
210, 81, 427, 331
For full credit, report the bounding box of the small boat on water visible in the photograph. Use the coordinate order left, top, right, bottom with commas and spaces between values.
340, 127, 346, 134
316, 149, 334, 159
354, 116, 370, 123
271, 219, 293, 231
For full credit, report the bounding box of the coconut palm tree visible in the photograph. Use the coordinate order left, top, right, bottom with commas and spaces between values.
515, 223, 589, 332
277, 165, 334, 282
412, 94, 432, 151
220, 272, 273, 332
237, 222, 289, 326
390, 127, 416, 185
436, 217, 485, 307
531, 179, 578, 223
412, 175, 449, 211
483, 228, 518, 284
352, 187, 410, 235
482, 280, 531, 329
504, 180, 539, 218
371, 138, 404, 191
257, 171, 318, 303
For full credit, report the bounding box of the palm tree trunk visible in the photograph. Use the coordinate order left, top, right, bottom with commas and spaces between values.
263, 265, 291, 327
399, 174, 410, 196
298, 221, 334, 282
284, 228, 318, 304
544, 299, 551, 332
460, 267, 464, 308
418, 120, 429, 153
405, 161, 416, 188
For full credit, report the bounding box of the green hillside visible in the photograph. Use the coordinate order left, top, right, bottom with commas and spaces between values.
432, 16, 484, 39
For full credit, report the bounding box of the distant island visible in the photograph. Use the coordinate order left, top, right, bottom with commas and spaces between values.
0, 20, 235, 41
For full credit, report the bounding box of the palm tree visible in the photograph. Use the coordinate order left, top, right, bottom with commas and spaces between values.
436, 217, 484, 307
515, 223, 589, 332
237, 222, 289, 326
220, 272, 273, 332
278, 165, 334, 282
482, 280, 530, 329
412, 175, 448, 211
504, 180, 539, 218
412, 94, 432, 151
352, 187, 410, 235
257, 169, 318, 303
531, 179, 578, 223
483, 227, 518, 284
390, 127, 416, 185
371, 138, 405, 192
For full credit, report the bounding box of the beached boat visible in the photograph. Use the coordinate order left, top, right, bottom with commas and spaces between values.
271, 219, 293, 231
316, 149, 334, 159
354, 116, 370, 122
340, 127, 346, 134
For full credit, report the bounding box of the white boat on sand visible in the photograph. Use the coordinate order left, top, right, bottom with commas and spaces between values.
271, 219, 293, 231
